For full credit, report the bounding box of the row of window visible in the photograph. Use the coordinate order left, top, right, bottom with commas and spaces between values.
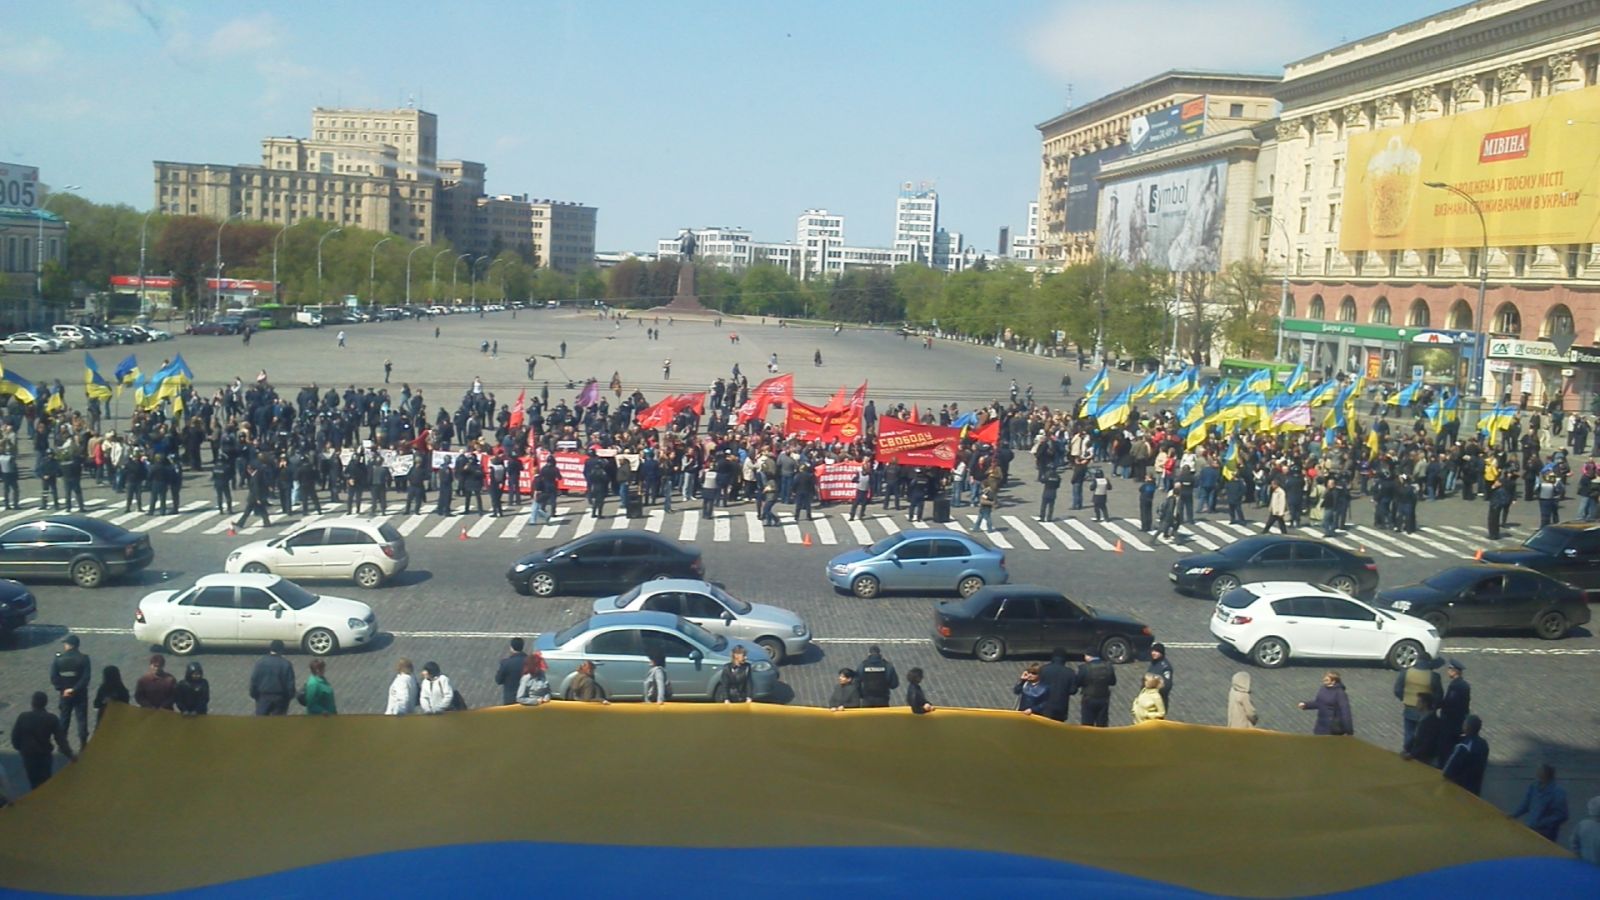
1297, 293, 1571, 337
1275, 244, 1590, 279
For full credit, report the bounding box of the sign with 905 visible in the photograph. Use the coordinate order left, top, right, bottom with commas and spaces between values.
0, 162, 41, 210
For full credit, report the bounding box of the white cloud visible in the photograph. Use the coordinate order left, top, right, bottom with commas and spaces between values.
0, 35, 65, 76
201, 12, 285, 59
71, 0, 166, 33
1023, 0, 1319, 93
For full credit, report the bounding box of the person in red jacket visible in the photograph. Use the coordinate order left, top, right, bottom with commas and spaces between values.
133, 655, 178, 710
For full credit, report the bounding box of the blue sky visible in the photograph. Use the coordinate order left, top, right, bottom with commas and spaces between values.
9, 0, 1448, 253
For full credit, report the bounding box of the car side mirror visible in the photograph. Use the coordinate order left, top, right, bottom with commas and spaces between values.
566, 553, 579, 562
269, 602, 284, 613
721, 611, 734, 624
1563, 548, 1577, 557
1375, 616, 1384, 628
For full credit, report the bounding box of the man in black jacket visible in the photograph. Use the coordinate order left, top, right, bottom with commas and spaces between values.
249, 640, 296, 716
1077, 650, 1116, 727
1437, 659, 1472, 762
1146, 643, 1174, 709
49, 634, 91, 753
1039, 647, 1078, 723
235, 461, 272, 529
10, 692, 75, 788
495, 637, 527, 705
857, 645, 899, 708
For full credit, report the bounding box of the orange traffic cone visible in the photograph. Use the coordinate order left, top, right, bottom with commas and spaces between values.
1474, 548, 1484, 560
802, 532, 813, 547
459, 525, 469, 541
227, 524, 237, 537
1113, 539, 1124, 553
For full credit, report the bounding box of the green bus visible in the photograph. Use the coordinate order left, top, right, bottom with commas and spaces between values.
1218, 358, 1297, 385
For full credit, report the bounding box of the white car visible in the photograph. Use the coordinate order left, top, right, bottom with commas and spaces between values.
591, 578, 811, 663
133, 573, 377, 656
426, 305, 450, 315
0, 333, 59, 354
224, 517, 407, 589
1209, 581, 1440, 670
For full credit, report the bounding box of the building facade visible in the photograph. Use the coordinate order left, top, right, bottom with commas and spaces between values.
154, 107, 597, 272
0, 208, 67, 306
1263, 0, 1600, 406
1035, 71, 1282, 267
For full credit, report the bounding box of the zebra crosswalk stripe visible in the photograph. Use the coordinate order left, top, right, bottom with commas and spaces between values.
1349, 525, 1442, 558
1101, 520, 1153, 552
844, 515, 872, 545
398, 514, 428, 536
713, 514, 731, 542
814, 516, 837, 545
467, 516, 497, 538
107, 509, 146, 526
778, 513, 801, 544
965, 515, 1011, 548
1190, 521, 1237, 545
498, 516, 526, 539
1298, 526, 1369, 554
164, 510, 224, 534
1347, 526, 1424, 558
872, 516, 900, 539
678, 509, 699, 541
744, 511, 765, 543
1001, 516, 1049, 550
539, 507, 572, 540
425, 517, 458, 539
610, 513, 630, 530
1062, 519, 1115, 551
646, 509, 665, 534
1042, 521, 1084, 550
572, 513, 598, 539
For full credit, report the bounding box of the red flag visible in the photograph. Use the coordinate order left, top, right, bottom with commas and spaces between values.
875, 416, 961, 468
847, 381, 868, 413
971, 417, 1000, 445
784, 399, 864, 443
911, 404, 920, 424
821, 387, 849, 414
508, 389, 527, 430
737, 374, 794, 422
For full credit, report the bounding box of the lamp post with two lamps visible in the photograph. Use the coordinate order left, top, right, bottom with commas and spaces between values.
1423, 181, 1489, 402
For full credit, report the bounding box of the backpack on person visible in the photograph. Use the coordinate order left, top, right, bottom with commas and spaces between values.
449, 689, 469, 711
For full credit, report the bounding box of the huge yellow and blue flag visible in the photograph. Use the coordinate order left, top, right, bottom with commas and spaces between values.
1394, 378, 1424, 409
1095, 386, 1134, 430
0, 364, 38, 404
154, 354, 195, 400
1129, 370, 1160, 402
1082, 367, 1108, 412
1238, 368, 1271, 396
1283, 362, 1308, 394
1304, 378, 1340, 407
1479, 404, 1515, 444
84, 353, 113, 402
1160, 365, 1198, 402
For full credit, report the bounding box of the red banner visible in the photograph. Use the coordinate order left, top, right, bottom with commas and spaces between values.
785, 399, 863, 443
814, 462, 863, 502
969, 418, 1000, 445
637, 393, 705, 429
875, 416, 960, 468
736, 373, 794, 422
533, 449, 589, 494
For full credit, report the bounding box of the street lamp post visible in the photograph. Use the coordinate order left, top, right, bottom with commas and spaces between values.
316, 227, 344, 306
214, 211, 245, 317
368, 236, 393, 307
271, 223, 291, 304
1266, 215, 1294, 362
400, 243, 425, 305
452, 253, 471, 307
138, 209, 155, 318
35, 184, 81, 321
470, 256, 490, 304
489, 258, 508, 302
1425, 181, 1489, 402
430, 248, 453, 303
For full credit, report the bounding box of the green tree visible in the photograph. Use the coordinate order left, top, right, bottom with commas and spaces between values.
893, 263, 945, 325
740, 264, 800, 316
1037, 264, 1100, 350
1212, 260, 1277, 359
1103, 264, 1170, 359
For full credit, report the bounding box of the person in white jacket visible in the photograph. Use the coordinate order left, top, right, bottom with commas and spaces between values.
385, 658, 419, 715
417, 661, 454, 714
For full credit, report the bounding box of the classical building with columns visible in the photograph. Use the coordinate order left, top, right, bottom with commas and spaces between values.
1263, 0, 1600, 407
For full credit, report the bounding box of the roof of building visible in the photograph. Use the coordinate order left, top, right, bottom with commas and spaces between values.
1036, 69, 1281, 134
0, 208, 62, 223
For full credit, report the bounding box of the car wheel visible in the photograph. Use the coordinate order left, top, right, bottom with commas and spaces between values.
165, 629, 198, 655
1250, 637, 1289, 668
30, 347, 41, 354
1209, 573, 1241, 600
1386, 639, 1423, 670
1535, 611, 1570, 640
956, 575, 985, 598
851, 574, 881, 599
1101, 636, 1133, 665
528, 571, 557, 597
1422, 611, 1449, 633
354, 563, 385, 590
70, 558, 106, 589
974, 636, 1005, 662
1325, 574, 1358, 595
755, 637, 786, 664
303, 628, 338, 656
241, 562, 270, 575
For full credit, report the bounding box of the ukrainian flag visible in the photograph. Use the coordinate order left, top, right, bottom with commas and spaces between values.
1366, 427, 1381, 459
84, 353, 113, 402
0, 365, 38, 404
1221, 437, 1240, 481
1213, 390, 1267, 426
132, 371, 157, 410
1083, 367, 1108, 406
1394, 378, 1424, 409
1095, 386, 1133, 429
114, 354, 140, 385
1478, 404, 1515, 444
1284, 362, 1308, 394
154, 354, 194, 400
1305, 379, 1340, 407
1129, 370, 1160, 402
1239, 368, 1271, 395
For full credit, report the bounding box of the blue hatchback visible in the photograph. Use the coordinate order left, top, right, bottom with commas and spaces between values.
826, 529, 1007, 599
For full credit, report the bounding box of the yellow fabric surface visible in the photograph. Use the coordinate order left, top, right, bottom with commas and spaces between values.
0, 703, 1564, 897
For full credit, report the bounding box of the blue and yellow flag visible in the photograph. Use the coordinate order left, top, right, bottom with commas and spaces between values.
1305, 379, 1340, 407
1283, 362, 1308, 394
45, 391, 64, 414
1478, 404, 1515, 444
1082, 367, 1108, 410
0, 365, 38, 404
1095, 386, 1134, 430
114, 354, 140, 385
1129, 370, 1160, 402
1394, 378, 1424, 409
154, 355, 194, 401
1221, 437, 1240, 481
84, 353, 113, 402
1238, 368, 1271, 396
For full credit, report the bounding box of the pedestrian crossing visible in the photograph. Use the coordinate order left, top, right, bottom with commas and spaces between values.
8, 492, 1529, 562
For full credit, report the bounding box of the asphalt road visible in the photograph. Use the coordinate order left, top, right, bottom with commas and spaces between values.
2, 310, 1595, 836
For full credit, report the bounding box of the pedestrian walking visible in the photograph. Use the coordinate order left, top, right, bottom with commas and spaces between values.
386, 658, 419, 715
1227, 671, 1258, 728
1298, 670, 1354, 735
495, 637, 528, 706
976, 482, 998, 532
1442, 715, 1490, 795
174, 662, 210, 716
1264, 482, 1289, 534
1394, 651, 1444, 752
1039, 466, 1061, 522
1077, 651, 1116, 727
383, 359, 392, 383
133, 655, 177, 710
300, 659, 336, 715
418, 661, 458, 713
643, 652, 671, 706
857, 645, 899, 708
249, 640, 295, 716
1014, 663, 1049, 714
336, 330, 347, 348
1130, 674, 1167, 723
236, 462, 272, 528
10, 692, 74, 790
848, 468, 871, 520
48, 634, 90, 754
1146, 642, 1173, 709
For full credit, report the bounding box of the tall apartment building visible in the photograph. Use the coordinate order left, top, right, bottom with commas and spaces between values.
795, 209, 844, 279
893, 185, 940, 264
154, 107, 597, 272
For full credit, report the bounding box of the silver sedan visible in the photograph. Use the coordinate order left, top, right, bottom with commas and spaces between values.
593, 578, 810, 663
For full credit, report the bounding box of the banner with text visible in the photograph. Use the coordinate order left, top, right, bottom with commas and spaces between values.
814, 462, 863, 503
1097, 160, 1227, 272
875, 416, 960, 468
785, 399, 864, 443
1341, 85, 1600, 251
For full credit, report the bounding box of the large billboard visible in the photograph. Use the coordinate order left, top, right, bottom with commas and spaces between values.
1065, 145, 1129, 232
0, 162, 40, 210
1097, 161, 1228, 272
1129, 97, 1207, 156
1341, 85, 1600, 251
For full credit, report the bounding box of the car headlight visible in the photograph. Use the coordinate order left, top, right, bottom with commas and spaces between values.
227, 551, 241, 561
828, 564, 846, 574
514, 562, 533, 572
1426, 628, 1439, 638
792, 624, 807, 637
1185, 567, 1213, 576
752, 660, 774, 672
347, 618, 367, 630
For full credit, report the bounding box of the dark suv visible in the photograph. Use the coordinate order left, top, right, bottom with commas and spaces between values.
1481, 522, 1600, 598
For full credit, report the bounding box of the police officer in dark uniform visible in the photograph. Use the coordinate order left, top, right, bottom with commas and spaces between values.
50, 634, 91, 753
1146, 642, 1174, 709
211, 454, 233, 515
296, 453, 322, 515
405, 455, 428, 514
369, 453, 389, 515
857, 644, 899, 708
1436, 658, 1471, 764
1077, 650, 1117, 727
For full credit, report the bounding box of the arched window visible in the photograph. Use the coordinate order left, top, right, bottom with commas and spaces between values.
1541, 303, 1574, 338
1283, 295, 1297, 318
1308, 294, 1325, 320
1371, 297, 1391, 324
1408, 299, 1430, 327
1492, 302, 1522, 336
1338, 296, 1357, 322
1447, 300, 1473, 330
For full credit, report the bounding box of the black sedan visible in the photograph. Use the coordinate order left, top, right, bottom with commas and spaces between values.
1379, 564, 1592, 640
0, 517, 153, 588
933, 585, 1154, 663
1170, 535, 1377, 600
0, 579, 37, 636
507, 530, 703, 597
1480, 522, 1600, 597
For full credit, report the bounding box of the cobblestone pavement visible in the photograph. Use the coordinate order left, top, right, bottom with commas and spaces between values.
2, 314, 1595, 842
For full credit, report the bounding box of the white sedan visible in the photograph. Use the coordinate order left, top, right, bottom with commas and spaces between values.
1209, 581, 1441, 669
0, 333, 60, 354
134, 573, 377, 656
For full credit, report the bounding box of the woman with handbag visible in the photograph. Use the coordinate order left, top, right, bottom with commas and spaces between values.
1299, 671, 1353, 735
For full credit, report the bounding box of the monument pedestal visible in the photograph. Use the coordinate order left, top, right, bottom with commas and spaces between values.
659, 260, 711, 313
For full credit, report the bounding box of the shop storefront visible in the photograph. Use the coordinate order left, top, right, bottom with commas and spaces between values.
1279, 319, 1474, 388
1486, 337, 1600, 414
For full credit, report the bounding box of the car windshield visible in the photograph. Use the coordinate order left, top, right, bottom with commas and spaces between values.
1219, 538, 1270, 559
612, 585, 644, 609
1422, 569, 1479, 592
1524, 530, 1569, 554
270, 580, 319, 610
678, 618, 726, 652
866, 535, 903, 556
709, 584, 752, 615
